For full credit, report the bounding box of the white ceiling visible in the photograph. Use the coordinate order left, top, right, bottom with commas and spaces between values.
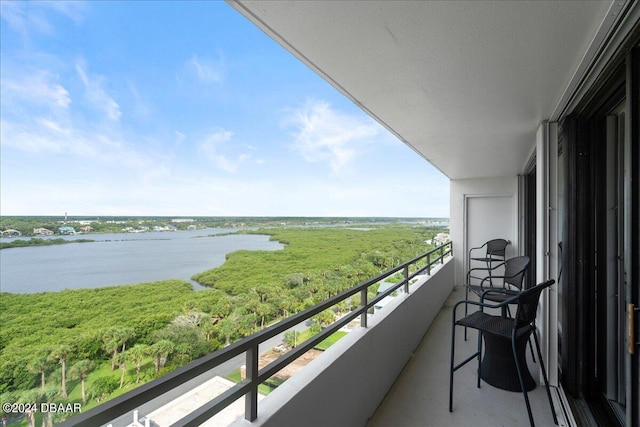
230, 1, 615, 179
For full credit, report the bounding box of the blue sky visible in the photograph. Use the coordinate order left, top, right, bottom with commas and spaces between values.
0, 1, 449, 217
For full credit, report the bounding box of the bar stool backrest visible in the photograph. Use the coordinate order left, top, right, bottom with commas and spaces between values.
503, 256, 530, 290
514, 279, 555, 330
486, 238, 509, 259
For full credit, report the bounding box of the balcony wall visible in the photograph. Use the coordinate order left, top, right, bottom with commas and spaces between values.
449, 177, 519, 286
231, 257, 454, 427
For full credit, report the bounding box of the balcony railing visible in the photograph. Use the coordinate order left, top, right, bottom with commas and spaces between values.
59, 241, 453, 427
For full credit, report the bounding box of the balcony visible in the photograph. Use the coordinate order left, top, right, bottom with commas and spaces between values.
367, 285, 562, 427
57, 241, 564, 427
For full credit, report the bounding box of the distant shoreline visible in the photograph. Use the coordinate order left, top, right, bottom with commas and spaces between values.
0, 237, 94, 250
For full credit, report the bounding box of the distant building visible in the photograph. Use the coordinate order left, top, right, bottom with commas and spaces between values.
33, 228, 54, 236
1, 229, 22, 237
153, 225, 177, 232
58, 226, 76, 235
80, 226, 94, 233
124, 226, 148, 233
430, 232, 450, 246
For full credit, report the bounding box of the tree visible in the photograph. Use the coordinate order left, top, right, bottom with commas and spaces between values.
115, 353, 127, 389
314, 309, 336, 328
256, 301, 274, 329
209, 295, 233, 320
0, 391, 16, 427
152, 324, 210, 360
48, 344, 72, 398
173, 343, 191, 365
118, 327, 135, 352
237, 293, 260, 331
149, 340, 174, 373
173, 311, 210, 328
217, 315, 238, 346
284, 272, 304, 288
283, 330, 299, 348
89, 376, 119, 403
26, 350, 52, 389
201, 321, 216, 342
17, 389, 39, 427
103, 338, 120, 371
69, 360, 94, 404
102, 327, 136, 370
127, 344, 149, 384
309, 321, 322, 335
35, 387, 58, 427
74, 330, 102, 359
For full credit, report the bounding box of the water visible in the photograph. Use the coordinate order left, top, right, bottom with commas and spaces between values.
0, 228, 283, 294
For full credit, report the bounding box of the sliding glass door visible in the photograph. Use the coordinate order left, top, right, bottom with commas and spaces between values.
561, 44, 639, 426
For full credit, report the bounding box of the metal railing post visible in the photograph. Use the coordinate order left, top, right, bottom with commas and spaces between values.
403, 265, 409, 293
361, 288, 368, 328
426, 251, 431, 276
245, 345, 258, 421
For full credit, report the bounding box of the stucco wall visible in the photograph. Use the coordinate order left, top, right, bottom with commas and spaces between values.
449, 177, 518, 286
231, 257, 455, 427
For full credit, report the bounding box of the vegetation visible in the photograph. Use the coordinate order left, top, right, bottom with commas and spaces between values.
0, 215, 443, 237
0, 238, 94, 250
314, 331, 348, 351
0, 222, 446, 425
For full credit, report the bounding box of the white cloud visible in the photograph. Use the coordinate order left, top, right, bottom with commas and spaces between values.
127, 80, 152, 119
0, 1, 53, 37
186, 54, 225, 84
0, 117, 161, 172
199, 128, 249, 173
282, 99, 380, 172
0, 1, 86, 39
1, 70, 71, 111
76, 60, 122, 121
44, 1, 87, 25
174, 131, 186, 145
0, 66, 144, 166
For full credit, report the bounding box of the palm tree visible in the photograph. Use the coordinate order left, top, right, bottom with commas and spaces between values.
201, 322, 216, 342
27, 351, 52, 389
0, 391, 16, 427
69, 360, 94, 404
18, 389, 39, 427
127, 344, 148, 384
218, 316, 237, 346
257, 302, 272, 329
173, 343, 191, 365
314, 309, 336, 328
36, 387, 58, 427
116, 353, 127, 389
103, 337, 120, 371
149, 340, 174, 373
102, 327, 135, 370
48, 344, 72, 398
118, 327, 135, 353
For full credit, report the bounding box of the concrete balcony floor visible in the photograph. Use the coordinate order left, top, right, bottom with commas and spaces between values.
367, 286, 561, 427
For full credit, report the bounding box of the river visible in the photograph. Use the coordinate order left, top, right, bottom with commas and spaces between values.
0, 228, 283, 294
